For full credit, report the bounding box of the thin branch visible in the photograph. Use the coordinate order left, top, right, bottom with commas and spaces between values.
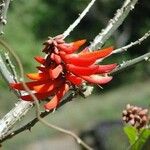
111, 52, 150, 75
0, 92, 76, 143
89, 0, 139, 50
4, 52, 18, 82
113, 30, 150, 54
63, 0, 96, 38
0, 40, 33, 140
0, 53, 14, 83
0, 0, 11, 34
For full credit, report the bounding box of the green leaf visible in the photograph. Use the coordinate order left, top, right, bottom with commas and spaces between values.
132, 129, 150, 150
124, 125, 138, 145
124, 126, 150, 150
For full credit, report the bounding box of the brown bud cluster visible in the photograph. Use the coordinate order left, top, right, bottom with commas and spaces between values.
122, 104, 149, 129
42, 34, 65, 54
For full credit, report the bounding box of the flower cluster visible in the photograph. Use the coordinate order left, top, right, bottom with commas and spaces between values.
10, 35, 116, 111
122, 104, 149, 129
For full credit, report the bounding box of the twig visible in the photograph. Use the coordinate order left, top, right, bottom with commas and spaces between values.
63, 0, 96, 39
0, 92, 76, 143
111, 52, 150, 75
113, 30, 150, 54
0, 53, 14, 83
0, 40, 33, 140
89, 0, 139, 50
4, 52, 18, 82
0, 0, 11, 34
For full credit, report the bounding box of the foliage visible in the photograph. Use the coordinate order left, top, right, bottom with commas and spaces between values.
124, 126, 150, 150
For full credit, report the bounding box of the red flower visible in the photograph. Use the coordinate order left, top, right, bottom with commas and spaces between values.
10, 35, 116, 111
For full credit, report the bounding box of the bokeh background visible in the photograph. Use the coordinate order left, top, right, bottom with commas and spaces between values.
0, 0, 150, 149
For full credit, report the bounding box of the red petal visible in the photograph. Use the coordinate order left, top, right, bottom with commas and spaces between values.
61, 53, 96, 66
66, 73, 82, 85
36, 66, 47, 72
66, 64, 98, 76
49, 65, 63, 79
33, 83, 54, 93
20, 89, 58, 101
44, 83, 69, 110
81, 75, 112, 84
96, 64, 117, 74
54, 54, 62, 64
33, 79, 65, 93
34, 56, 45, 64
79, 47, 113, 59
27, 72, 49, 80
10, 80, 50, 90
78, 47, 89, 54
58, 39, 86, 54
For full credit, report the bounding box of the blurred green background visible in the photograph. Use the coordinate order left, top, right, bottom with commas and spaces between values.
0, 0, 150, 149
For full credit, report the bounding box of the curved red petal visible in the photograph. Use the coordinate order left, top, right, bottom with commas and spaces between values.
54, 54, 62, 64
33, 79, 65, 93
66, 64, 98, 76
20, 89, 58, 101
58, 39, 86, 54
79, 47, 113, 59
34, 56, 45, 64
10, 80, 50, 90
27, 72, 49, 80
36, 66, 47, 72
61, 53, 96, 66
44, 83, 69, 110
66, 73, 82, 85
95, 64, 117, 74
49, 65, 63, 79
81, 75, 112, 84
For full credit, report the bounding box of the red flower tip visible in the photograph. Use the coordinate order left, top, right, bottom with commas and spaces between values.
58, 39, 86, 54
10, 37, 116, 110
34, 56, 45, 64
79, 46, 113, 59
26, 72, 49, 81
72, 39, 86, 48
44, 83, 69, 110
81, 75, 113, 84
66, 73, 82, 85
49, 65, 63, 79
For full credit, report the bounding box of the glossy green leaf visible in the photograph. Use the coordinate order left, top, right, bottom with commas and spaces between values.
124, 126, 150, 150
124, 125, 138, 145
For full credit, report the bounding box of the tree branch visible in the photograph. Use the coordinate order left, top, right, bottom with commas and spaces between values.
63, 0, 96, 38
89, 0, 139, 50
0, 91, 76, 143
111, 51, 150, 74
0, 42, 33, 141
0, 54, 14, 83
113, 30, 150, 54
0, 0, 11, 34
4, 52, 18, 82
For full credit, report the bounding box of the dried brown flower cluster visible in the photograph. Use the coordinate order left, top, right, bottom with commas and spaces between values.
122, 104, 149, 129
